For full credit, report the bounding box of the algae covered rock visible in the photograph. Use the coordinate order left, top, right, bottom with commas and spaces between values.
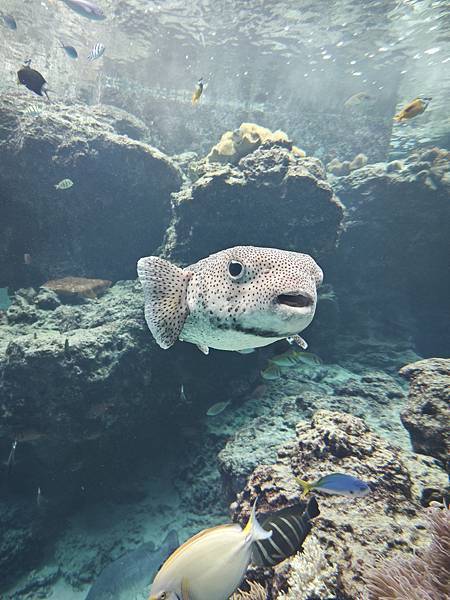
400, 358, 450, 468
230, 409, 447, 599
166, 136, 344, 265
0, 94, 181, 289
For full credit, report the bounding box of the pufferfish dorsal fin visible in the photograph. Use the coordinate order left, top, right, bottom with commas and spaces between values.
137, 256, 192, 349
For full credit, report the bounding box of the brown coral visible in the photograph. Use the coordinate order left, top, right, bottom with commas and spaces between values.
42, 276, 112, 300
364, 506, 450, 600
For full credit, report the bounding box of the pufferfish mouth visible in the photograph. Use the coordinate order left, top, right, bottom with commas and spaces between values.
277, 292, 314, 309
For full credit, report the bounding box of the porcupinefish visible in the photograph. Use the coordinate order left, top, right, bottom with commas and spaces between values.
137, 246, 323, 354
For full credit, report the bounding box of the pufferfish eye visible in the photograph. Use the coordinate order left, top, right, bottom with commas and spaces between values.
228, 260, 245, 279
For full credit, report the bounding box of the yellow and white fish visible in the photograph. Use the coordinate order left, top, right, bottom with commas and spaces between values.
148, 498, 272, 600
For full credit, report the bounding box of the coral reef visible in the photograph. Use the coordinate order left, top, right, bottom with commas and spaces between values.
166, 139, 344, 265
0, 94, 181, 288
364, 505, 450, 600
218, 344, 413, 496
326, 152, 368, 175
277, 537, 337, 600
232, 581, 268, 600
230, 410, 448, 598
206, 122, 296, 164
399, 358, 450, 468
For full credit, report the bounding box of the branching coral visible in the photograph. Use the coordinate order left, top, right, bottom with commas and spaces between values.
231, 581, 268, 599
364, 506, 450, 600
276, 536, 337, 599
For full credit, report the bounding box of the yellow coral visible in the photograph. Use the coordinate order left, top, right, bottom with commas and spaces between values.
292, 145, 306, 158
207, 123, 293, 165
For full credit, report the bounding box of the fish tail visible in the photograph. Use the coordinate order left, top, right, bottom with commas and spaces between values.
296, 477, 312, 497
244, 497, 272, 542
191, 94, 198, 104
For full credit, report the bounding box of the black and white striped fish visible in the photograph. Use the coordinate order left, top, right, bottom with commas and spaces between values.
88, 43, 105, 61
252, 496, 320, 567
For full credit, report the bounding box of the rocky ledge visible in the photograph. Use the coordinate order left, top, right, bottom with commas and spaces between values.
229, 410, 448, 599
0, 95, 182, 288
400, 357, 450, 469
164, 135, 344, 265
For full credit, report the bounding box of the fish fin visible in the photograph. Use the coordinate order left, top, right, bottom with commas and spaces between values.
197, 344, 209, 355
181, 577, 190, 600
296, 478, 312, 497
137, 256, 192, 349
305, 495, 320, 519
287, 335, 308, 349
236, 348, 255, 354
244, 497, 272, 543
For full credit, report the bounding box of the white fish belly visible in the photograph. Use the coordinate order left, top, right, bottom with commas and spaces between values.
180, 316, 283, 351
155, 527, 251, 600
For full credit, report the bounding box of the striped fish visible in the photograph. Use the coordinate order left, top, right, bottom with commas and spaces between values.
252, 496, 320, 567
88, 43, 105, 61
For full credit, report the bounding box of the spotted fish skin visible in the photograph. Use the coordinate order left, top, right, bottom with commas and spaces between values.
137, 245, 323, 353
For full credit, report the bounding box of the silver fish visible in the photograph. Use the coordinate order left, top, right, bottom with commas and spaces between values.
137, 246, 323, 354
55, 178, 74, 190
88, 43, 105, 62
86, 531, 179, 600
206, 400, 230, 417
2, 13, 17, 30
6, 441, 17, 477
23, 104, 43, 116
60, 41, 78, 59
61, 0, 106, 20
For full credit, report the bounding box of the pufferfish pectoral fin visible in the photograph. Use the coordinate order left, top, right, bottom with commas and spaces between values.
287, 335, 308, 350
137, 256, 192, 350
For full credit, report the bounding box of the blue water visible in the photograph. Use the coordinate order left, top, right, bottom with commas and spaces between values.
0, 1, 449, 599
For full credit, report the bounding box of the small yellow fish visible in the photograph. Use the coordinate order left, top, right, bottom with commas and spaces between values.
55, 178, 74, 190
149, 498, 271, 600
394, 97, 431, 122
191, 78, 204, 104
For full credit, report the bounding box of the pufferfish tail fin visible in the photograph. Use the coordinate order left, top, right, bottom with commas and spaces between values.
137, 256, 192, 349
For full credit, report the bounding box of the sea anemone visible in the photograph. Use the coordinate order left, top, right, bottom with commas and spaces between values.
364, 505, 450, 600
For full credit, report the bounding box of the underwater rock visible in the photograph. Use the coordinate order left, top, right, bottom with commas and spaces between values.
230, 410, 448, 599
218, 356, 410, 498
0, 280, 256, 587
165, 141, 344, 265
399, 358, 450, 468
331, 147, 450, 356
42, 276, 112, 302
349, 152, 368, 171
0, 94, 181, 288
